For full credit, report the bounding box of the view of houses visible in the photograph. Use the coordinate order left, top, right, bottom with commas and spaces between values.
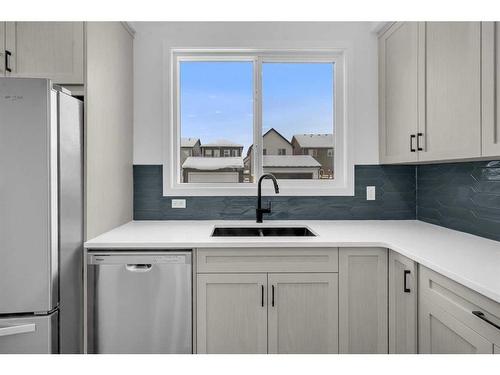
180, 128, 334, 183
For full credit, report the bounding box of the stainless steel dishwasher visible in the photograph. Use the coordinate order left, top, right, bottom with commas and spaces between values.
87, 252, 192, 354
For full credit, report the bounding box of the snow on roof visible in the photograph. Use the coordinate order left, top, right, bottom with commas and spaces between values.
182, 157, 244, 170
181, 137, 200, 147
202, 139, 243, 147
263, 155, 321, 168
292, 134, 334, 148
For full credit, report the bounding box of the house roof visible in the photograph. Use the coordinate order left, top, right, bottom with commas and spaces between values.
292, 133, 334, 148
182, 157, 244, 170
263, 128, 293, 146
202, 139, 243, 148
181, 137, 200, 148
263, 155, 321, 168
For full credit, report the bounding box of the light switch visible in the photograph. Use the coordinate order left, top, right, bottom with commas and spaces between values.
171, 199, 186, 208
366, 186, 376, 201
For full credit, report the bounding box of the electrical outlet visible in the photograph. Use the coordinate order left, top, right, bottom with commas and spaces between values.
171, 199, 186, 209
366, 186, 376, 201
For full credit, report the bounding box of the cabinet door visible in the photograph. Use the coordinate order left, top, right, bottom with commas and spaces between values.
267, 273, 338, 354
339, 248, 388, 353
495, 345, 500, 354
421, 22, 481, 161
0, 22, 5, 75
196, 274, 267, 354
482, 22, 500, 157
388, 251, 417, 353
5, 22, 84, 84
379, 22, 420, 163
419, 300, 493, 354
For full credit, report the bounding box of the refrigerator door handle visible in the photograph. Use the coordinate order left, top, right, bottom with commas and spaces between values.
0, 323, 36, 337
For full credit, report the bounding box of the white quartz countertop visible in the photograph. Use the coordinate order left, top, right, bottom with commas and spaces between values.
84, 220, 500, 303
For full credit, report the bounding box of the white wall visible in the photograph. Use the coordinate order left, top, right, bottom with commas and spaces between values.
132, 22, 379, 165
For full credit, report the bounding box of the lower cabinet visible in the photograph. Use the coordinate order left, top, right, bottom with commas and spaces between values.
196, 272, 338, 354
418, 266, 500, 354
388, 251, 417, 353
419, 299, 492, 353
339, 247, 388, 353
268, 273, 338, 354
196, 273, 268, 354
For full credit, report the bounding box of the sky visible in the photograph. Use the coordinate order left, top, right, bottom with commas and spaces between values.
180, 61, 334, 154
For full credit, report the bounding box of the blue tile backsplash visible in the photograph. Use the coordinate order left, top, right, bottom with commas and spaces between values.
417, 161, 500, 242
134, 165, 416, 221
134, 161, 500, 242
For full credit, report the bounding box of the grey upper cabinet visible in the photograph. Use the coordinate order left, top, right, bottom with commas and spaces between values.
267, 273, 338, 354
0, 23, 5, 75
495, 345, 500, 354
4, 22, 84, 84
388, 251, 417, 354
196, 273, 268, 354
481, 22, 500, 157
421, 22, 481, 161
379, 22, 420, 164
339, 247, 388, 353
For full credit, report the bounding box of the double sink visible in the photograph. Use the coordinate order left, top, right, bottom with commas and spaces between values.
212, 226, 316, 237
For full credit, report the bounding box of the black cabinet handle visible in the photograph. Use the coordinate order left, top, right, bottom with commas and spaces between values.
5, 50, 12, 73
472, 311, 500, 330
404, 270, 411, 293
410, 134, 416, 152
417, 132, 424, 151
261, 285, 264, 307
271, 285, 275, 307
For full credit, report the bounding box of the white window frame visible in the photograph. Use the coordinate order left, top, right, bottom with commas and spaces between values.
165, 48, 354, 196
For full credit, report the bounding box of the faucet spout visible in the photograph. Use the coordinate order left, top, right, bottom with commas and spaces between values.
256, 174, 280, 223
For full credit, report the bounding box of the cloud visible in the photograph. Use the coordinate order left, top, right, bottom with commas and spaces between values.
214, 110, 222, 114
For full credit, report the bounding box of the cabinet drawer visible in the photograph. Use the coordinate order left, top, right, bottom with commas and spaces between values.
196, 248, 338, 273
420, 266, 500, 346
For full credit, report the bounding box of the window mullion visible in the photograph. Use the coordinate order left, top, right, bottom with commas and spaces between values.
253, 56, 264, 182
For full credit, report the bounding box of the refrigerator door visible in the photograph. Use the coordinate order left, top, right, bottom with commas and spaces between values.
0, 78, 58, 314
57, 90, 84, 353
87, 252, 192, 354
0, 311, 58, 354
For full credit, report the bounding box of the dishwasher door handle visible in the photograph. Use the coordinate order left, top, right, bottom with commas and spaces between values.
126, 264, 153, 272
0, 323, 36, 337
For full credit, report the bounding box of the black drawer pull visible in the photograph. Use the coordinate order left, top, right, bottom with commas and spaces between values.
5, 50, 12, 73
272, 285, 275, 307
261, 285, 264, 307
410, 134, 416, 152
404, 270, 411, 293
472, 311, 500, 330
417, 132, 424, 151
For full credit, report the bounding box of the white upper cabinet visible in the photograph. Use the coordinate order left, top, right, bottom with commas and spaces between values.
379, 22, 420, 163
379, 22, 484, 163
0, 23, 5, 75
4, 22, 84, 84
422, 22, 481, 161
481, 22, 500, 157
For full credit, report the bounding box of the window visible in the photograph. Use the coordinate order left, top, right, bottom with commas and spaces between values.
167, 49, 351, 196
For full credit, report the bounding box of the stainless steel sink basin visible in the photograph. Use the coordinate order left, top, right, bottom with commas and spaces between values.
211, 226, 316, 237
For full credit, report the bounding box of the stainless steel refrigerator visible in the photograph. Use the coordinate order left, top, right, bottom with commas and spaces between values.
0, 77, 83, 354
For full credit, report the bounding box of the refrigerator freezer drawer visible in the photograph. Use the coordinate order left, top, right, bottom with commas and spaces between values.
0, 311, 58, 354
87, 252, 192, 354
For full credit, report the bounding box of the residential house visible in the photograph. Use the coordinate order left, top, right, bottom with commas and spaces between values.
263, 155, 321, 179
180, 137, 201, 166
201, 139, 243, 158
291, 133, 334, 178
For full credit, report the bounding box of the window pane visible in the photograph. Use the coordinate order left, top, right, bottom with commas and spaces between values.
262, 62, 334, 180
179, 61, 253, 183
